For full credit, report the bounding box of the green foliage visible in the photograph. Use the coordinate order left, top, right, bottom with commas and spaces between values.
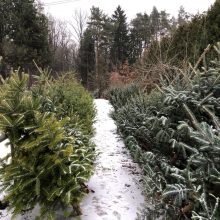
144, 0, 220, 67
106, 83, 143, 109
0, 0, 51, 75
43, 73, 96, 135
0, 70, 95, 219
110, 5, 129, 65
78, 5, 182, 92
84, 6, 112, 95
107, 44, 220, 219
77, 29, 95, 89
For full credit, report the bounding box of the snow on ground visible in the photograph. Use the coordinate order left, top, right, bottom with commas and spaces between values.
0, 139, 10, 160
0, 99, 147, 220
79, 99, 146, 220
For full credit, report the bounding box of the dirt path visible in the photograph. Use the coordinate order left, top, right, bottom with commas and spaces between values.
80, 99, 146, 220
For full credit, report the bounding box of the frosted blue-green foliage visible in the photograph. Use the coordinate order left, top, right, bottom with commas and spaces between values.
107, 43, 220, 219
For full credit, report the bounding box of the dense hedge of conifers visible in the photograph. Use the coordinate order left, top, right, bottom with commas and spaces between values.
107, 45, 220, 219
0, 71, 96, 219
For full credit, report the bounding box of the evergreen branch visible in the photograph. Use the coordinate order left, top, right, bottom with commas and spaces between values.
183, 103, 200, 130
194, 44, 211, 71
201, 105, 220, 130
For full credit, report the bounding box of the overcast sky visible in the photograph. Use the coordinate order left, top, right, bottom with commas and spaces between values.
42, 0, 215, 21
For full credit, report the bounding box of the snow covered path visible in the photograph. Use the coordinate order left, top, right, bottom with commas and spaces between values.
80, 99, 146, 220
0, 99, 146, 220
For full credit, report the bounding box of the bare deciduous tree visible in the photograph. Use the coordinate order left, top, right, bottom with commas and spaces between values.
69, 9, 88, 44
48, 16, 77, 73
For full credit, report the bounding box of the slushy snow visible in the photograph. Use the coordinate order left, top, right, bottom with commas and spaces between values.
0, 99, 147, 220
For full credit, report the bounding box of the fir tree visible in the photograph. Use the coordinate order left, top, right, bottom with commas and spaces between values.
177, 6, 190, 26
110, 5, 129, 66
150, 6, 160, 41
77, 29, 95, 89
87, 6, 111, 96
129, 13, 151, 64
131, 13, 151, 48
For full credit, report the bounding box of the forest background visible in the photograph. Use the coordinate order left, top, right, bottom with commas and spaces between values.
1, 0, 220, 95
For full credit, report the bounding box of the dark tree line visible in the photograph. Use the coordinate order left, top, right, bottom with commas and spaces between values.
0, 0, 78, 77
142, 0, 220, 67
1, 0, 219, 93
0, 0, 51, 77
